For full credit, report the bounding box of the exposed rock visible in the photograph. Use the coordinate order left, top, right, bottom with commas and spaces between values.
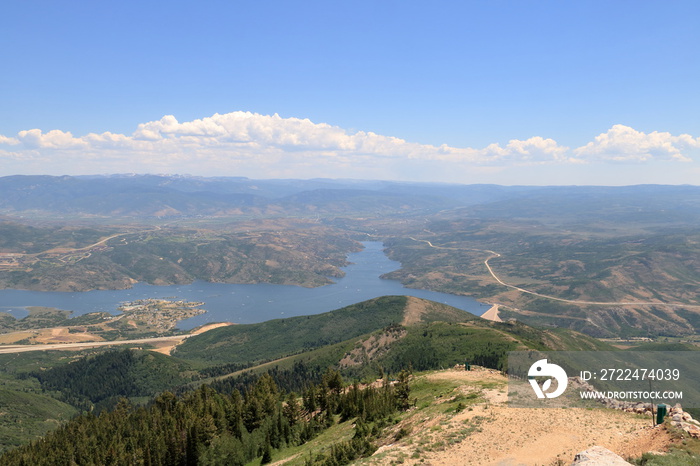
571, 446, 632, 465
678, 422, 700, 439
661, 404, 700, 438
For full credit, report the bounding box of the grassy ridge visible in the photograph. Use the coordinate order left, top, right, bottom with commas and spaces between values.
174, 296, 480, 365
33, 349, 197, 412
0, 348, 199, 451
174, 296, 413, 364
312, 322, 609, 377
187, 297, 613, 386
0, 389, 77, 452
0, 295, 615, 454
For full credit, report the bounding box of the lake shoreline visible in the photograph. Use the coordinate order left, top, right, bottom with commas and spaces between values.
0, 242, 485, 330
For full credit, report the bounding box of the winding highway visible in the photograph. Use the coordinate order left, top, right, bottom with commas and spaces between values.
408, 237, 700, 310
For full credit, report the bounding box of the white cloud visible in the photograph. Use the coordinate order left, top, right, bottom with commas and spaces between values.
0, 135, 19, 145
127, 112, 572, 163
16, 129, 88, 149
1, 112, 698, 182
574, 124, 700, 162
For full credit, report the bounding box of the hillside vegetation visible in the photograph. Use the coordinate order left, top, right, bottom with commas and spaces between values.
0, 389, 76, 452
0, 219, 360, 291
0, 290, 628, 465
177, 296, 612, 379
33, 349, 197, 411
0, 296, 612, 455
3, 364, 689, 465
378, 194, 700, 338
174, 296, 474, 365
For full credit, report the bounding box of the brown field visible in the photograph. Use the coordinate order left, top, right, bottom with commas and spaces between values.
34, 327, 104, 344
0, 331, 36, 344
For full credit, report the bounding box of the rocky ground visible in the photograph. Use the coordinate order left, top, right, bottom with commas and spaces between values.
359, 368, 676, 466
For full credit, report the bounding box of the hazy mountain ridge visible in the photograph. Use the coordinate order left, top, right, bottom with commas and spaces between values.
0, 175, 537, 218
4, 175, 700, 222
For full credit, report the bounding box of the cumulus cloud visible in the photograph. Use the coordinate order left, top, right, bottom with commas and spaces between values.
17, 129, 88, 149
0, 112, 698, 181
429, 136, 572, 164
574, 124, 700, 162
0, 135, 19, 145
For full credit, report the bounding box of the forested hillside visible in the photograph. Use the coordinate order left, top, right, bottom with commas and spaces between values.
174, 296, 446, 364
0, 295, 613, 458
33, 350, 196, 412
0, 370, 412, 466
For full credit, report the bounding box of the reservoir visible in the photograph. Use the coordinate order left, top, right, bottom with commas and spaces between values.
0, 242, 485, 329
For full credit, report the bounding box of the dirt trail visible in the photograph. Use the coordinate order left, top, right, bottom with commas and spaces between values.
431, 405, 668, 465
367, 368, 673, 466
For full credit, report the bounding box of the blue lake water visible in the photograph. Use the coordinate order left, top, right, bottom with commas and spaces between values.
0, 242, 486, 329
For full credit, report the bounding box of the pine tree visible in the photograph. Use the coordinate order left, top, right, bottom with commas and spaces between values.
395, 369, 412, 411
261, 441, 273, 464
283, 393, 302, 426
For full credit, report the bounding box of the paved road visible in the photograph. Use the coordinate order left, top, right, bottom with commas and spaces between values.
11, 226, 161, 259
0, 334, 190, 354
409, 236, 700, 310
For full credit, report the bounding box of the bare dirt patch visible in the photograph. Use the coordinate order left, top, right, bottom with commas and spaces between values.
149, 340, 184, 355
402, 296, 463, 326
152, 322, 234, 355
365, 368, 674, 466
432, 406, 671, 466
34, 327, 104, 344
422, 366, 505, 386
190, 322, 234, 335
339, 328, 406, 368
402, 296, 429, 326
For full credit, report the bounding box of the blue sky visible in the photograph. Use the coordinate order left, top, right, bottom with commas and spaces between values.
1, 1, 698, 185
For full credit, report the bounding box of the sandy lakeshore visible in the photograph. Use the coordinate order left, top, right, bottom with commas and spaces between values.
480, 304, 503, 322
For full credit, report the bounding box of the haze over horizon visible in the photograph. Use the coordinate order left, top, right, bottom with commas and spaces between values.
2, 1, 698, 186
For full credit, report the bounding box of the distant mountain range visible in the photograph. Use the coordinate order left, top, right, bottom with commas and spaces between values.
0, 174, 533, 218
2, 174, 700, 221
